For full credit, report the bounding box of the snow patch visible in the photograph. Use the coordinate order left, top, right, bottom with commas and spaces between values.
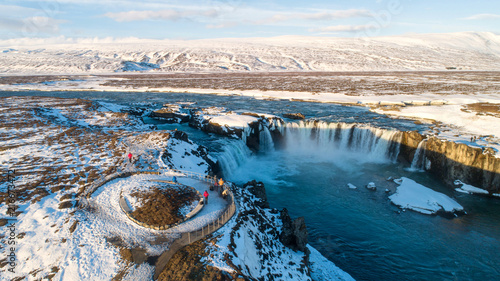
454, 180, 489, 195
389, 177, 464, 215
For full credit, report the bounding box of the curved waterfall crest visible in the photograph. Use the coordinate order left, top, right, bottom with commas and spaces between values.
216, 119, 404, 177
275, 120, 402, 162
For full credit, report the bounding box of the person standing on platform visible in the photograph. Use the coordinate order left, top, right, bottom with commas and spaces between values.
203, 190, 209, 205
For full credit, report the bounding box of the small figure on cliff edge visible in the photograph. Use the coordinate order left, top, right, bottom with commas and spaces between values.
213, 180, 219, 192
203, 190, 209, 205
127, 152, 132, 163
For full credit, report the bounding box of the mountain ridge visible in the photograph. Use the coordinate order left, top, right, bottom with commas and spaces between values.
1, 32, 499, 74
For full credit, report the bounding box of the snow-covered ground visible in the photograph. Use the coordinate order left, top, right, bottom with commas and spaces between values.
1, 96, 353, 280
389, 177, 464, 215
1, 32, 499, 74
453, 180, 490, 195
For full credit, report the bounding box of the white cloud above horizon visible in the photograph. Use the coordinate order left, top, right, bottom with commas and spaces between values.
103, 8, 219, 22
462, 13, 500, 20
259, 9, 372, 24
310, 24, 375, 33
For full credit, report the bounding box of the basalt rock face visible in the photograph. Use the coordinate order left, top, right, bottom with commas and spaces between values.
424, 137, 500, 192
399, 131, 500, 193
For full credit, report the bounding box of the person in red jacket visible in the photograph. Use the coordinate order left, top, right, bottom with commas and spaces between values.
203, 190, 209, 205
127, 153, 132, 163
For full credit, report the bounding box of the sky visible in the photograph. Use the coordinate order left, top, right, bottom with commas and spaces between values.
0, 0, 499, 41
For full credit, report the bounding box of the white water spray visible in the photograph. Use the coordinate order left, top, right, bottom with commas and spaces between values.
216, 140, 252, 177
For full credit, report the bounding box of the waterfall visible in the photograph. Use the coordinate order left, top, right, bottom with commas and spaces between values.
280, 121, 401, 162
217, 120, 403, 175
410, 140, 427, 171
216, 140, 252, 177
259, 124, 275, 152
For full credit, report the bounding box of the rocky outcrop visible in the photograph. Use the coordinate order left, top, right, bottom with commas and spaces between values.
399, 131, 500, 193
279, 208, 309, 254
240, 181, 309, 254
283, 113, 305, 120
162, 131, 220, 176
243, 180, 269, 208
151, 104, 191, 123
226, 180, 311, 279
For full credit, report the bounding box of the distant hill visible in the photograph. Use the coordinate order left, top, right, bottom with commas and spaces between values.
1, 32, 499, 74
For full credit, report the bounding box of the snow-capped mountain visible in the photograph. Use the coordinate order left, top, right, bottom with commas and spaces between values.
1, 32, 499, 74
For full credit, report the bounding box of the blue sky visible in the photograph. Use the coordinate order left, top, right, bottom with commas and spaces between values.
0, 0, 499, 40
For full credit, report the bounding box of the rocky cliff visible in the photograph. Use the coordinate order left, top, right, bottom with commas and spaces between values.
399, 131, 500, 193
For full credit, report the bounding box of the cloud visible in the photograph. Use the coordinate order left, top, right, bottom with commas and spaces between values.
104, 8, 219, 22
261, 9, 372, 24
462, 13, 500, 20
0, 16, 65, 35
310, 24, 375, 33
0, 4, 41, 16
0, 36, 162, 47
206, 22, 237, 29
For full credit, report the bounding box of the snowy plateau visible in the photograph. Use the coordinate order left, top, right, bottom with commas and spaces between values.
1, 32, 500, 74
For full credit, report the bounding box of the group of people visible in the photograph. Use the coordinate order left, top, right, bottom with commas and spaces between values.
203, 177, 228, 205
127, 150, 228, 206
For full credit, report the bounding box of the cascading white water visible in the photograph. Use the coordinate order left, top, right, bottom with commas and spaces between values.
217, 120, 402, 176
259, 124, 275, 152
280, 121, 401, 163
410, 140, 427, 171
216, 139, 252, 177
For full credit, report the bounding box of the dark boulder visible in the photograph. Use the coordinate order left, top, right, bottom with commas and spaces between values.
172, 130, 189, 142
279, 208, 309, 254
243, 180, 269, 208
